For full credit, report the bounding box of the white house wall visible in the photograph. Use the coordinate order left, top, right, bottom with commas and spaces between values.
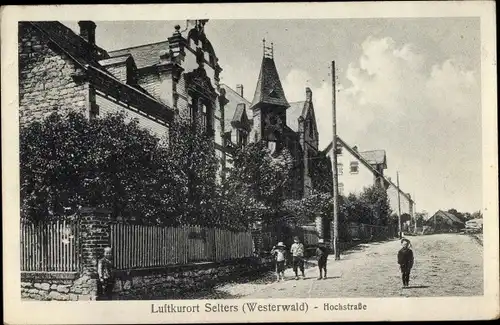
96, 93, 169, 141
387, 184, 412, 216
337, 149, 376, 196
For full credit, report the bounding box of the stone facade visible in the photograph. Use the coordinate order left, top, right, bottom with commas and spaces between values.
112, 259, 271, 299
18, 23, 90, 126
21, 273, 96, 301
18, 21, 174, 138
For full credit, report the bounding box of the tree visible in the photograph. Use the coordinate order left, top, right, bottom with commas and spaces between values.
414, 212, 426, 227
470, 210, 483, 220
20, 111, 221, 228
359, 185, 393, 225
222, 141, 293, 225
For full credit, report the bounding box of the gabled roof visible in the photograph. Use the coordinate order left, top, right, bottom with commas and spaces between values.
359, 150, 387, 168
322, 137, 414, 204
108, 41, 169, 69
27, 21, 174, 124
220, 84, 252, 133
251, 57, 289, 109
99, 54, 132, 66
232, 103, 247, 123
428, 210, 465, 225
29, 21, 109, 68
287, 101, 306, 131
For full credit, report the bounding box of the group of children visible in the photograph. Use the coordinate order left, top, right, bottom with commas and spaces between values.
271, 236, 415, 288
270, 236, 329, 281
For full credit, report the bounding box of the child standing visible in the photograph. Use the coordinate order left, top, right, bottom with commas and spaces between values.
315, 239, 329, 280
290, 236, 305, 280
271, 242, 287, 282
397, 238, 414, 287
97, 247, 115, 300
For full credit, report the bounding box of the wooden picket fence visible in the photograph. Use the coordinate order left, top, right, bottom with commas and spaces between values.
110, 224, 254, 270
20, 220, 81, 272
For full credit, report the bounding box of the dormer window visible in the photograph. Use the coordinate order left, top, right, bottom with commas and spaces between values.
269, 89, 278, 98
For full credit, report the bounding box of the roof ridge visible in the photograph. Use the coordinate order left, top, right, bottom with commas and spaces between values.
220, 84, 251, 104
108, 40, 169, 53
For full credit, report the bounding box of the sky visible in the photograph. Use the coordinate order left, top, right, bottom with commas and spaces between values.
63, 18, 482, 214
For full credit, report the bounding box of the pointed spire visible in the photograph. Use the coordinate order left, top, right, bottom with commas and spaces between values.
251, 41, 289, 109
263, 38, 273, 59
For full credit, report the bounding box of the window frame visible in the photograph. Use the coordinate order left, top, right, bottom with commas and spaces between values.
350, 161, 359, 174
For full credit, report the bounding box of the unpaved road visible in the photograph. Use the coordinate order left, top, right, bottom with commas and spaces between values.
210, 233, 483, 298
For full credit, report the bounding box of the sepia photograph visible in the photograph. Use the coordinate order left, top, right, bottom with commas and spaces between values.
2, 2, 498, 324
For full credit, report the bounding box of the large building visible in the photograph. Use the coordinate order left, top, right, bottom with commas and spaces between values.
219, 41, 329, 202
19, 20, 228, 165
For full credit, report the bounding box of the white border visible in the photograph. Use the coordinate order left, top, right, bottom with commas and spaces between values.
2, 2, 498, 323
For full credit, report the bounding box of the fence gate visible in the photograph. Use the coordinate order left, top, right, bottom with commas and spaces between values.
187, 226, 209, 263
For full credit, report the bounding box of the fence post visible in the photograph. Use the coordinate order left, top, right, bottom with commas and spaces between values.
78, 207, 112, 299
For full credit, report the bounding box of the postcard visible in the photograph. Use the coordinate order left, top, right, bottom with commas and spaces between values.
1, 2, 498, 323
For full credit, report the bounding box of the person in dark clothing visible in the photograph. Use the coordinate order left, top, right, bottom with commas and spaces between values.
315, 239, 329, 280
397, 238, 414, 287
97, 247, 115, 300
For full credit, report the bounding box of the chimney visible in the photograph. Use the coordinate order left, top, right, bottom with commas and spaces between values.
78, 21, 96, 45
236, 84, 244, 97
306, 87, 312, 101
353, 145, 358, 151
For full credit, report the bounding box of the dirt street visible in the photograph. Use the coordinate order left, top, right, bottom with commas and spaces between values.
211, 233, 483, 298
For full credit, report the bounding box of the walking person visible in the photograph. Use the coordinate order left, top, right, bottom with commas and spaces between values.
290, 236, 305, 280
271, 242, 287, 282
397, 238, 414, 287
97, 247, 115, 300
315, 239, 329, 280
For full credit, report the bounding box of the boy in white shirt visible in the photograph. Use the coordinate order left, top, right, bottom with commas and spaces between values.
290, 236, 305, 280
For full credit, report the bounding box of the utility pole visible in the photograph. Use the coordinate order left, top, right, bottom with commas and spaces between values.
397, 171, 402, 239
331, 61, 340, 260
413, 193, 418, 234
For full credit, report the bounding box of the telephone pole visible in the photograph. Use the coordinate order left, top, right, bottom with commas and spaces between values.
331, 61, 340, 260
413, 193, 418, 233
397, 171, 402, 239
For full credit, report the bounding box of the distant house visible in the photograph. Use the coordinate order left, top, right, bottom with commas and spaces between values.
425, 210, 465, 233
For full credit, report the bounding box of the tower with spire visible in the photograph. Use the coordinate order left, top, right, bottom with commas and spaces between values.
250, 39, 290, 149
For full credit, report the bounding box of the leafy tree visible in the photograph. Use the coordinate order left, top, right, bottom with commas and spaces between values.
470, 210, 483, 220
222, 141, 293, 224
414, 211, 428, 227
20, 111, 221, 228
359, 185, 393, 225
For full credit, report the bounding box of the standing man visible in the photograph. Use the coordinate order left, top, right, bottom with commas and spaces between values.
97, 246, 115, 300
290, 236, 305, 280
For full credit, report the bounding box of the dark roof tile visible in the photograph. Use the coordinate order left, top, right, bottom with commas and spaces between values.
251, 57, 289, 109
108, 41, 169, 69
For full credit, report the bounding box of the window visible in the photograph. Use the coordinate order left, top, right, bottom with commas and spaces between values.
190, 96, 212, 133
337, 163, 343, 175
200, 102, 207, 131
237, 129, 248, 147
339, 182, 344, 195
350, 161, 359, 174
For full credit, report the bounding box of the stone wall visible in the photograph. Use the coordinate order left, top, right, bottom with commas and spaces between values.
21, 258, 273, 301
18, 23, 90, 127
21, 272, 96, 301
112, 258, 272, 300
